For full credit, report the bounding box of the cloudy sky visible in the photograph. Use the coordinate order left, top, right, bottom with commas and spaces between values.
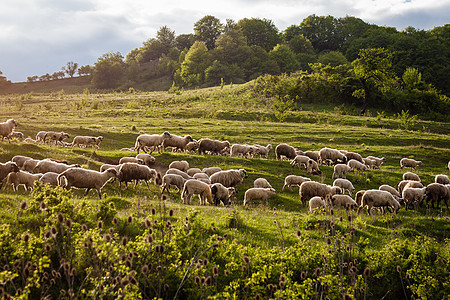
1, 0, 449, 82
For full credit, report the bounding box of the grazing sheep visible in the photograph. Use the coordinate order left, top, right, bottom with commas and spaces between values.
402, 187, 426, 210
72, 135, 103, 150
202, 167, 222, 177
243, 187, 276, 206
34, 159, 79, 174
187, 168, 202, 176
397, 180, 423, 195
282, 175, 311, 192
400, 158, 422, 171
198, 138, 230, 155
275, 143, 298, 160
253, 177, 273, 189
185, 141, 199, 153
333, 178, 355, 195
181, 179, 212, 205
58, 168, 117, 199
162, 134, 194, 152
135, 132, 172, 154
319, 147, 347, 165
118, 163, 160, 189
306, 159, 321, 175
357, 189, 401, 215
379, 184, 401, 198
332, 164, 353, 179
424, 183, 449, 209
309, 196, 326, 212
403, 180, 424, 191
11, 155, 33, 168
210, 169, 248, 188
119, 157, 144, 165
4, 171, 43, 192
165, 168, 192, 180
230, 144, 256, 158
9, 131, 23, 141
22, 159, 41, 173
402, 172, 421, 182
355, 190, 366, 206
161, 173, 187, 194
169, 160, 189, 172
193, 172, 209, 180
345, 151, 364, 163
290, 155, 310, 169
299, 181, 341, 206
366, 156, 386, 169
362, 158, 377, 169
347, 159, 366, 174
435, 174, 450, 185
211, 183, 235, 205
0, 119, 18, 142
331, 194, 357, 210
44, 131, 70, 146
39, 172, 60, 187
305, 150, 320, 162
252, 144, 273, 159
135, 153, 156, 166
100, 164, 121, 173
35, 131, 47, 144
0, 161, 20, 189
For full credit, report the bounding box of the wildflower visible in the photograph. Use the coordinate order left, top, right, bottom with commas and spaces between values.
151, 207, 156, 215
145, 218, 151, 228
396, 265, 401, 273
65, 218, 72, 228
300, 271, 306, 279
205, 276, 212, 285
20, 201, 27, 210
164, 283, 169, 292
104, 234, 111, 243
50, 226, 58, 237
243, 255, 250, 264
57, 213, 64, 223
113, 217, 118, 225
97, 220, 103, 229
40, 201, 47, 211
23, 233, 30, 243
314, 267, 321, 277
195, 276, 200, 285
363, 267, 370, 277
127, 216, 133, 224
121, 237, 128, 247
296, 230, 301, 238
169, 209, 174, 217
82, 224, 88, 232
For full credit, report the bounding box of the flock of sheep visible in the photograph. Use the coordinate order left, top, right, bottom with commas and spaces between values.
1, 118, 449, 215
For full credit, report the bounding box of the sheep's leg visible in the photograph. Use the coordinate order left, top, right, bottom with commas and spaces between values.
144, 180, 151, 190
97, 189, 102, 199
84, 188, 91, 197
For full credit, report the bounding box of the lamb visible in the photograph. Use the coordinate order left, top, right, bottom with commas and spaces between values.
165, 168, 192, 180
118, 163, 160, 189
253, 178, 273, 189
119, 157, 144, 165
210, 169, 248, 188
306, 159, 321, 175
4, 171, 43, 192
357, 189, 401, 215
402, 172, 421, 182
345, 151, 364, 163
44, 131, 70, 145
169, 160, 189, 172
319, 147, 347, 165
187, 168, 202, 177
9, 131, 23, 141
230, 144, 256, 158
135, 131, 171, 154
252, 144, 273, 159
161, 173, 187, 194
181, 179, 212, 205
424, 183, 449, 209
332, 164, 353, 179
282, 175, 311, 192
243, 187, 276, 206
305, 150, 320, 162
34, 159, 79, 174
290, 155, 310, 169
0, 119, 18, 142
400, 158, 422, 171
72, 135, 103, 150
275, 143, 298, 160
347, 159, 366, 175
201, 167, 222, 177
162, 134, 194, 152
299, 181, 341, 206
185, 141, 199, 153
135, 153, 156, 167
11, 155, 33, 168
435, 174, 450, 185
333, 178, 355, 195
402, 187, 426, 210
198, 138, 230, 155
362, 158, 377, 169
210, 183, 235, 205
22, 159, 41, 173
35, 131, 47, 144
331, 194, 357, 210
366, 156, 386, 169
0, 161, 20, 189
309, 196, 326, 212
39, 172, 60, 187
379, 184, 401, 198
58, 168, 117, 199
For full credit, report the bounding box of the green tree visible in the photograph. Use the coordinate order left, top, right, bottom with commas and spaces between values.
157, 26, 176, 52
269, 44, 300, 74
288, 34, 315, 54
194, 15, 223, 50
242, 45, 280, 80
78, 65, 93, 77
91, 52, 125, 89
175, 33, 195, 51
236, 18, 280, 51
318, 51, 348, 67
402, 67, 424, 90
299, 15, 343, 51
180, 41, 211, 86
63, 61, 78, 77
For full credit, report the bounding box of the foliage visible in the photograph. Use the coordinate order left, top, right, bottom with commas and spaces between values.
194, 15, 223, 50
180, 41, 212, 86
91, 52, 125, 89
236, 18, 280, 51
269, 44, 300, 74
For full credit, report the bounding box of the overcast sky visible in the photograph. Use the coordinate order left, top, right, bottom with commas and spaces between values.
1, 0, 449, 82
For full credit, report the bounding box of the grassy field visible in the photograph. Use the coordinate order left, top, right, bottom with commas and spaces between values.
0, 83, 449, 299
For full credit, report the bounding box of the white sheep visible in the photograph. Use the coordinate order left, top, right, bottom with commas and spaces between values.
333, 178, 355, 195
306, 159, 321, 175
379, 184, 401, 198
118, 163, 160, 189
253, 177, 273, 189
366, 156, 386, 169
275, 143, 299, 160
347, 159, 366, 175
362, 158, 377, 169
402, 187, 426, 210
119, 157, 144, 165
201, 167, 222, 177
332, 164, 353, 179
193, 172, 209, 180
305, 150, 320, 162
319, 147, 347, 165
135, 153, 156, 167
230, 144, 256, 158
400, 158, 422, 171
403, 180, 424, 193
243, 187, 276, 206
39, 172, 60, 187
435, 174, 450, 185
34, 159, 79, 174
187, 168, 202, 177
0, 161, 20, 189
299, 181, 341, 206
161, 173, 187, 194
181, 179, 212, 205
168, 160, 189, 172
11, 155, 33, 169
100, 164, 121, 173
211, 183, 235, 205
198, 138, 230, 155
58, 168, 118, 199
290, 155, 310, 169
135, 131, 171, 154
185, 141, 199, 153
252, 144, 272, 159
355, 190, 366, 206
331, 194, 357, 210
357, 189, 401, 215
210, 169, 248, 188
44, 131, 70, 146
165, 168, 192, 180
0, 119, 18, 142
309, 196, 326, 212
9, 131, 23, 141
162, 134, 194, 152
282, 175, 311, 192
72, 135, 103, 150
35, 131, 47, 144
345, 151, 364, 163
4, 171, 43, 192
402, 172, 421, 182
22, 159, 41, 173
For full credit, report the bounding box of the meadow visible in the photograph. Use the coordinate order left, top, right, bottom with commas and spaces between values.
0, 83, 449, 299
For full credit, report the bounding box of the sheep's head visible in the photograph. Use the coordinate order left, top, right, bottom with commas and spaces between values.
106, 168, 119, 177
239, 169, 248, 178
185, 135, 193, 142
97, 136, 104, 141
8, 162, 20, 173
7, 119, 18, 127
162, 131, 171, 138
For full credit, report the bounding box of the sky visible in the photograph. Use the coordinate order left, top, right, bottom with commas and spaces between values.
0, 0, 449, 82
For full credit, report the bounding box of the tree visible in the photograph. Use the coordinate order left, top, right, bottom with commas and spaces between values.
269, 44, 300, 74
175, 34, 195, 51
180, 41, 211, 86
157, 26, 176, 52
63, 61, 78, 78
27, 76, 38, 82
51, 71, 65, 80
318, 51, 348, 67
194, 15, 223, 50
78, 65, 93, 77
299, 15, 343, 52
0, 70, 10, 85
91, 52, 125, 89
236, 18, 280, 51
288, 34, 314, 54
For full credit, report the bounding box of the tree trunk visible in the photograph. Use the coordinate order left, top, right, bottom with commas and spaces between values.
359, 78, 370, 116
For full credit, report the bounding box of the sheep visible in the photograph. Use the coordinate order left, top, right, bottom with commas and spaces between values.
379, 184, 401, 198
72, 135, 103, 150
198, 138, 230, 155
35, 131, 47, 144
161, 173, 187, 194
252, 144, 273, 159
162, 134, 194, 152
435, 174, 450, 185
11, 155, 33, 168
347, 159, 366, 175
309, 196, 326, 212
319, 147, 347, 165
118, 163, 160, 190
4, 171, 43, 192
119, 157, 144, 165
44, 131, 70, 146
299, 181, 341, 206
400, 158, 422, 171
210, 169, 248, 188
135, 131, 171, 154
345, 151, 364, 163
403, 180, 424, 192
100, 164, 121, 173
33, 160, 79, 174
165, 168, 192, 180
333, 178, 355, 195
357, 189, 401, 215
396, 180, 423, 195
355, 190, 366, 206
402, 172, 421, 182
332, 164, 353, 179
275, 143, 298, 160
0, 119, 18, 142
185, 141, 199, 153
187, 168, 202, 177
135, 153, 156, 167
306, 159, 321, 175
211, 183, 235, 205
366, 156, 386, 169
58, 168, 117, 199
424, 183, 449, 209
202, 167, 222, 177
448, 161, 450, 171
305, 150, 320, 162
290, 155, 310, 169
181, 179, 212, 205
243, 187, 276, 206
22, 159, 41, 173
39, 172, 60, 187
331, 194, 357, 210
169, 160, 189, 173
193, 172, 209, 180
253, 178, 273, 189
282, 175, 311, 192
230, 144, 255, 158
402, 187, 427, 210
9, 131, 23, 141
362, 158, 377, 169
23, 138, 36, 143
0, 161, 20, 189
